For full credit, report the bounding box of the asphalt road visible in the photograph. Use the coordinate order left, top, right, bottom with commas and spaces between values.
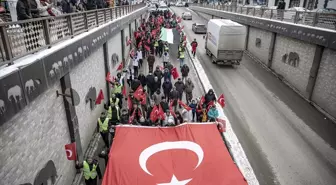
171, 7, 336, 185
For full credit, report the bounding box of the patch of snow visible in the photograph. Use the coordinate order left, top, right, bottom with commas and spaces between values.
181, 27, 260, 185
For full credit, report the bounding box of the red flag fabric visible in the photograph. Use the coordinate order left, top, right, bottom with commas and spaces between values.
199, 96, 205, 108
171, 67, 179, 80
122, 86, 126, 96
130, 49, 135, 57
150, 105, 159, 123
159, 66, 164, 70
106, 72, 112, 82
180, 25, 185, 30
102, 123, 247, 185
144, 45, 151, 51
207, 101, 215, 111
117, 62, 123, 71
95, 89, 104, 105
127, 38, 132, 46
178, 100, 192, 111
169, 101, 176, 118
138, 41, 142, 48
218, 94, 225, 108
140, 95, 146, 105
216, 118, 226, 132
129, 110, 136, 124
64, 142, 76, 161
183, 35, 187, 41
134, 85, 144, 100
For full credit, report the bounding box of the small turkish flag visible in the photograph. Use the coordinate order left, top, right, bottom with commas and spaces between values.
150, 105, 159, 123
180, 25, 185, 30
102, 124, 247, 185
183, 35, 186, 41
127, 38, 132, 46
158, 104, 165, 120
169, 101, 176, 118
134, 85, 144, 100
144, 45, 151, 52
64, 142, 76, 161
159, 66, 164, 71
95, 89, 104, 105
198, 96, 205, 108
178, 100, 192, 111
171, 67, 179, 80
117, 62, 123, 71
122, 86, 126, 96
218, 94, 225, 108
129, 110, 136, 124
216, 118, 226, 132
138, 41, 142, 48
106, 72, 112, 82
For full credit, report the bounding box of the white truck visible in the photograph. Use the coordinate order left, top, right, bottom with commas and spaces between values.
205, 19, 247, 65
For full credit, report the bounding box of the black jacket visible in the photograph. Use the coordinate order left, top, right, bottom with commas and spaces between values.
174, 81, 185, 93
146, 74, 155, 89
154, 69, 163, 80
205, 93, 216, 105
160, 102, 169, 112
138, 74, 147, 87
169, 90, 179, 100
181, 66, 190, 77
28, 0, 39, 18
162, 81, 173, 94
16, 0, 32, 20
131, 79, 141, 91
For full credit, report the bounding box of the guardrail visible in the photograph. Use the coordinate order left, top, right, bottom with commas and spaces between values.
0, 3, 145, 66
191, 3, 336, 31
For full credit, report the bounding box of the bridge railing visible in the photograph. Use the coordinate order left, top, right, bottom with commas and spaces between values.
191, 3, 336, 31
0, 3, 145, 66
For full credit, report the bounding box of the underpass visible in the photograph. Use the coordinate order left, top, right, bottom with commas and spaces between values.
171, 6, 336, 185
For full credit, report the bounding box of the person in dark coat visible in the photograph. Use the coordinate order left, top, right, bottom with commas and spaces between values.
174, 78, 185, 100
146, 73, 155, 97
28, 0, 39, 18
181, 64, 190, 82
163, 68, 171, 82
138, 73, 147, 88
153, 76, 161, 93
160, 97, 169, 112
147, 54, 155, 73
158, 40, 164, 57
76, 158, 102, 185
204, 89, 217, 105
120, 109, 129, 124
87, 0, 97, 10
162, 78, 172, 101
154, 66, 163, 86
131, 76, 141, 92
16, 0, 32, 20
169, 87, 179, 111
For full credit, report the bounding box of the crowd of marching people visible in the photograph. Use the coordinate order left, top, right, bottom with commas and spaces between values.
96, 9, 226, 150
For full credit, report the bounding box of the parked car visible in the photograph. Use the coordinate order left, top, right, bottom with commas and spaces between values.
149, 4, 157, 12
192, 23, 207, 34
182, 12, 192, 20
158, 4, 169, 11
176, 2, 184, 7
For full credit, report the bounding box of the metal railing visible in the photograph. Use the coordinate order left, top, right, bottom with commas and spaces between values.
192, 3, 336, 31
0, 4, 145, 66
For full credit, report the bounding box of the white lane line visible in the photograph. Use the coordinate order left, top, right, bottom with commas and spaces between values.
171, 8, 260, 185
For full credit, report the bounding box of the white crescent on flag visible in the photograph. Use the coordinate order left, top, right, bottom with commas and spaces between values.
66, 149, 73, 158
139, 141, 204, 176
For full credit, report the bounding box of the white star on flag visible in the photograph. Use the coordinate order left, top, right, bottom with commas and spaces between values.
157, 175, 192, 185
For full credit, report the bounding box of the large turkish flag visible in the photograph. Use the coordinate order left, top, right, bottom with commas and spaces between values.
102, 123, 247, 185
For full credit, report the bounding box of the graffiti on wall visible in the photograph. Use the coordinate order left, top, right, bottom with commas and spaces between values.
111, 53, 119, 68
255, 38, 261, 48
282, 52, 300, 68
19, 160, 58, 185
85, 87, 97, 110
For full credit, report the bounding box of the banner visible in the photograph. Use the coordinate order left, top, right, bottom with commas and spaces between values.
102, 123, 247, 185
160, 27, 174, 44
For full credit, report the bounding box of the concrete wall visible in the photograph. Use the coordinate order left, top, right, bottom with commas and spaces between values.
123, 24, 130, 61
247, 27, 273, 65
108, 32, 122, 77
272, 35, 316, 98
70, 47, 106, 150
0, 83, 75, 185
312, 48, 336, 118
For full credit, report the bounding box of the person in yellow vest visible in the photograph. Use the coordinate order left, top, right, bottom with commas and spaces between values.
97, 112, 110, 148
178, 44, 185, 68
112, 82, 123, 108
154, 39, 159, 56
76, 157, 102, 185
106, 102, 120, 126
106, 93, 120, 109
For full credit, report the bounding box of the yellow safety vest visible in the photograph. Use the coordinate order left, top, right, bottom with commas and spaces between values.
83, 161, 97, 180
154, 41, 159, 47
107, 106, 120, 120
98, 117, 109, 132
113, 85, 122, 94
110, 98, 120, 107
179, 51, 185, 59
164, 46, 169, 51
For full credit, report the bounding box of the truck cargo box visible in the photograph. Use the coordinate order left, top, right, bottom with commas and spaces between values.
206, 19, 247, 60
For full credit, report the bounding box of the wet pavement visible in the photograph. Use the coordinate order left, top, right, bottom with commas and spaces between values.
171, 6, 336, 185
